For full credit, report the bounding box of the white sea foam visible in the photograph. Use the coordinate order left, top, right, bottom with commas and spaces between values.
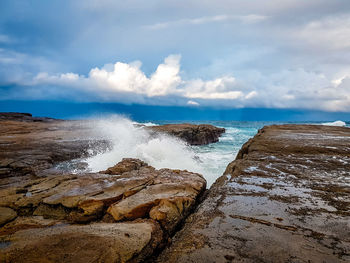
84, 115, 206, 181
77, 116, 258, 187
132, 121, 158, 127
142, 122, 158, 127
322, 120, 346, 127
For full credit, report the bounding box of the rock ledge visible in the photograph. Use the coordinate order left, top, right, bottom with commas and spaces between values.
0, 158, 206, 262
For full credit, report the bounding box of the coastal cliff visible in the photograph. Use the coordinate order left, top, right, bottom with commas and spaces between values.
157, 124, 350, 262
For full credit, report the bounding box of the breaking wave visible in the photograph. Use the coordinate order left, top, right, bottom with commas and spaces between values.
84, 115, 205, 179
322, 120, 346, 127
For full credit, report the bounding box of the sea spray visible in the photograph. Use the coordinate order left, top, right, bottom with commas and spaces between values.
322, 120, 346, 127
83, 115, 206, 179
55, 117, 263, 187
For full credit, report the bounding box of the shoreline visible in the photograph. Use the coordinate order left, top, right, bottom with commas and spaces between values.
0, 113, 349, 262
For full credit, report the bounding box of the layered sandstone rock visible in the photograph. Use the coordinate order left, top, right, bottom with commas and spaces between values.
148, 123, 225, 145
157, 125, 350, 262
0, 220, 163, 263
0, 158, 206, 262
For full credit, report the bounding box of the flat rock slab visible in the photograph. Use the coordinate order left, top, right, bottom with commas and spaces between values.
158, 125, 350, 262
0, 220, 162, 263
148, 123, 225, 145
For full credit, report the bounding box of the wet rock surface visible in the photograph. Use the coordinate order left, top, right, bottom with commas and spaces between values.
157, 125, 350, 262
0, 158, 206, 262
0, 113, 110, 178
1, 220, 163, 263
148, 123, 225, 145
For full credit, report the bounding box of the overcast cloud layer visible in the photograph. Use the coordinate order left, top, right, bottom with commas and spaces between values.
1, 0, 350, 111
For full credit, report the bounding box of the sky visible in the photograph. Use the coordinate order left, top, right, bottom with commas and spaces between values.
1, 0, 350, 119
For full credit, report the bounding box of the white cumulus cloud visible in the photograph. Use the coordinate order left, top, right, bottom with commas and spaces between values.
12, 54, 350, 112
34, 54, 248, 101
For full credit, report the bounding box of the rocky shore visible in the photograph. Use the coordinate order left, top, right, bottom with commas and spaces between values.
157, 124, 350, 262
0, 113, 209, 262
1, 113, 349, 262
0, 158, 206, 262
0, 113, 110, 178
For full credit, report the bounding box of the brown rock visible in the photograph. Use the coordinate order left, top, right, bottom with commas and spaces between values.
148, 123, 225, 145
0, 114, 110, 179
107, 167, 206, 233
149, 197, 195, 233
0, 157, 206, 261
0, 207, 17, 226
101, 158, 148, 174
0, 158, 206, 231
157, 124, 350, 262
0, 216, 61, 236
0, 220, 163, 263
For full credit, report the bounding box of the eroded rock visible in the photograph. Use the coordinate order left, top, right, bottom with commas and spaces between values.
0, 220, 163, 263
148, 123, 225, 145
101, 158, 148, 174
0, 207, 17, 226
0, 158, 206, 262
157, 124, 350, 263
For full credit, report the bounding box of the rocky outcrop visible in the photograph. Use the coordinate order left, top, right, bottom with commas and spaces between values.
0, 113, 110, 178
0, 158, 206, 262
148, 123, 225, 145
157, 125, 350, 262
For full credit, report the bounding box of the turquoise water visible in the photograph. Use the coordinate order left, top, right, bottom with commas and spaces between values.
191, 122, 265, 186
139, 121, 275, 186
141, 120, 349, 186
69, 118, 348, 187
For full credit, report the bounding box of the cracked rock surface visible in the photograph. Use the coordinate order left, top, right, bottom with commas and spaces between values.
157, 124, 350, 263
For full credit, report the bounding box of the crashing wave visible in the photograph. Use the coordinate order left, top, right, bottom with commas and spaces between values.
84, 115, 204, 177
322, 120, 346, 127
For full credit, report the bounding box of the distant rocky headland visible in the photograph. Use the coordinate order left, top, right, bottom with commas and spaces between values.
0, 113, 349, 262
147, 123, 225, 145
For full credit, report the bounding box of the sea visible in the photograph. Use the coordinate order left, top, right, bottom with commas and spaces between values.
63, 117, 349, 187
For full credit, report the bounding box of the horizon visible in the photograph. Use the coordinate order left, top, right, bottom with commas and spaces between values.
0, 100, 349, 122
